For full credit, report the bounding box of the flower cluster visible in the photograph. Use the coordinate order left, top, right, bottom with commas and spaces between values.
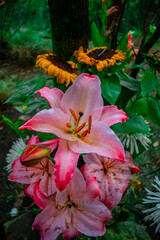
8, 73, 140, 239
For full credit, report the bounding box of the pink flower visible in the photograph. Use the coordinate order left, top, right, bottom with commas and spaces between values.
106, 6, 118, 16
131, 48, 139, 57
81, 152, 141, 210
32, 169, 111, 240
19, 73, 128, 191
127, 33, 134, 51
9, 136, 59, 202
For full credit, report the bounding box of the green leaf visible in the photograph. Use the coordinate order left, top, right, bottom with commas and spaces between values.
15, 98, 46, 114
147, 97, 160, 126
100, 74, 121, 104
91, 21, 105, 47
132, 98, 149, 117
112, 112, 150, 135
141, 71, 159, 97
149, 24, 156, 34
117, 71, 141, 91
5, 78, 46, 103
117, 33, 128, 52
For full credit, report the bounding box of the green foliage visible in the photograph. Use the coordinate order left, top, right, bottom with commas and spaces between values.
141, 70, 159, 97
6, 78, 46, 104
100, 73, 121, 104
1, 115, 31, 138
91, 21, 105, 47
112, 112, 150, 136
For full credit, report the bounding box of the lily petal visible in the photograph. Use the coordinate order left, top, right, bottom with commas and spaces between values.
54, 140, 79, 191
69, 122, 125, 162
19, 108, 73, 141
35, 87, 64, 108
100, 105, 129, 126
60, 73, 103, 121
73, 202, 110, 236
38, 138, 59, 152
27, 136, 39, 144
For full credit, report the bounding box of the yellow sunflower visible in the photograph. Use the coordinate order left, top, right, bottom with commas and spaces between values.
35, 53, 78, 87
74, 46, 126, 71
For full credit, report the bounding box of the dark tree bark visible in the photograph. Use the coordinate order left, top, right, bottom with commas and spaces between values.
48, 0, 89, 60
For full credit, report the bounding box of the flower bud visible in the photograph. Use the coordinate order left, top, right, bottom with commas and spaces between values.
20, 144, 51, 167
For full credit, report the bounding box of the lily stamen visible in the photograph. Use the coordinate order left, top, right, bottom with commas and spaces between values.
88, 115, 92, 134
74, 122, 86, 134
69, 108, 77, 121
66, 123, 71, 128
81, 129, 89, 137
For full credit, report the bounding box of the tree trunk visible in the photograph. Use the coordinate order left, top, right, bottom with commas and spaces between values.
48, 0, 89, 60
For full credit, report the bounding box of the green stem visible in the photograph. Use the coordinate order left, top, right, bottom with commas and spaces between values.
47, 156, 55, 163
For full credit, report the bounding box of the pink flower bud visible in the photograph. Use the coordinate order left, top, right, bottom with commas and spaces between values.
20, 144, 51, 167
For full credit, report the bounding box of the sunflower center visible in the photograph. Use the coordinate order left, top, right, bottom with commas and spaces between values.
47, 55, 74, 73
87, 48, 116, 60
66, 108, 92, 138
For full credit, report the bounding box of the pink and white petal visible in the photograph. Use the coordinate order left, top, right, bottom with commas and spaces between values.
35, 87, 64, 108
19, 108, 73, 141
83, 176, 101, 201
33, 181, 54, 209
100, 105, 129, 126
73, 203, 110, 237
24, 184, 34, 199
63, 227, 83, 239
67, 169, 86, 202
33, 205, 66, 240
54, 139, 79, 191
124, 151, 141, 174
9, 158, 42, 184
69, 122, 125, 162
38, 138, 60, 152
81, 201, 111, 222
100, 173, 124, 209
39, 172, 57, 197
27, 136, 40, 144
83, 153, 103, 166
60, 73, 103, 121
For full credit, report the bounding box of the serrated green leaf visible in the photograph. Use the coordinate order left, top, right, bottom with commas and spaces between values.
100, 74, 121, 104
112, 112, 150, 135
141, 71, 159, 97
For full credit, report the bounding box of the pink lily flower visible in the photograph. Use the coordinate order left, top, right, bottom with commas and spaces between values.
19, 73, 128, 191
24, 181, 54, 209
127, 33, 134, 51
32, 169, 111, 240
81, 152, 141, 210
9, 136, 59, 199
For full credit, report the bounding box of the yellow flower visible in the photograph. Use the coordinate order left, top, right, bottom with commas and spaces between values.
35, 53, 78, 87
74, 46, 126, 71
22, 105, 28, 111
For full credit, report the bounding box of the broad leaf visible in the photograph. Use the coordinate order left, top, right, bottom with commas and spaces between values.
112, 112, 150, 135
147, 97, 160, 126
100, 74, 121, 105
141, 71, 159, 97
